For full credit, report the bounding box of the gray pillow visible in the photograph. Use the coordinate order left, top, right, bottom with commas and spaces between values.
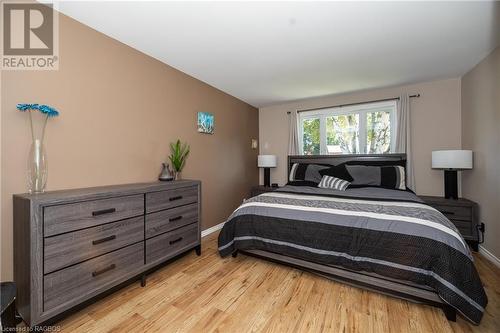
345, 165, 381, 186
304, 164, 329, 183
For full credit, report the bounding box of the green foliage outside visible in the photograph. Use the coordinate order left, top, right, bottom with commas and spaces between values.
302, 118, 320, 155
327, 114, 359, 154
366, 111, 391, 154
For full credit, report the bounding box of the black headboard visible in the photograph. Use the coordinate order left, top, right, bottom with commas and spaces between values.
288, 154, 407, 175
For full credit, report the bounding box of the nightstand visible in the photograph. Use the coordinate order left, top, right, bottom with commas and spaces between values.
251, 185, 280, 197
420, 196, 480, 251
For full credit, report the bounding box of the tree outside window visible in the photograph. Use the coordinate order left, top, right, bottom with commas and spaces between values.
366, 111, 391, 154
302, 118, 320, 155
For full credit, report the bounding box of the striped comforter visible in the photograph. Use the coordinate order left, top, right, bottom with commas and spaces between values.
218, 186, 487, 324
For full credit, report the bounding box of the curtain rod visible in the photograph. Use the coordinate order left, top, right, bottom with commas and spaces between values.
286, 94, 420, 114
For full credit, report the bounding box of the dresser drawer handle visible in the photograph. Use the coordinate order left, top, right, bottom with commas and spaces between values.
92, 235, 116, 245
169, 216, 183, 222
441, 211, 455, 215
169, 237, 183, 245
92, 208, 116, 216
92, 264, 116, 277
169, 196, 183, 201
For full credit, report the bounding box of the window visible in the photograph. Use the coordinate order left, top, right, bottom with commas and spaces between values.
299, 100, 396, 155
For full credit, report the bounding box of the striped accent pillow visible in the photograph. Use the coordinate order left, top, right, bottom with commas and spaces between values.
318, 175, 350, 191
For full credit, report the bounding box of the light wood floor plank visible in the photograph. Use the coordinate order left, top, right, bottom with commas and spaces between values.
52, 232, 499, 332
214, 266, 299, 332
260, 272, 316, 333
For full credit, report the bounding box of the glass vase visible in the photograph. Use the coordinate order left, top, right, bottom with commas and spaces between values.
27, 139, 48, 193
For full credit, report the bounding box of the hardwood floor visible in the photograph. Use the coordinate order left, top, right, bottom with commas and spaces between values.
53, 233, 499, 333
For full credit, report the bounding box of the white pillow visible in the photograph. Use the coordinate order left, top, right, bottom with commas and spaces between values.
318, 175, 350, 191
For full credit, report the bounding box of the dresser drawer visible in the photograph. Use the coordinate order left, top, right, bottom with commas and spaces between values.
146, 186, 198, 213
146, 223, 198, 264
432, 204, 472, 221
146, 203, 198, 238
44, 216, 144, 274
44, 243, 144, 311
44, 194, 144, 237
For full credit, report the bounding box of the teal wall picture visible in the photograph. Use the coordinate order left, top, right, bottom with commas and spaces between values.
197, 112, 214, 134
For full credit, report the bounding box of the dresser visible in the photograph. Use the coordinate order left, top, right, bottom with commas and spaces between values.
420, 196, 480, 251
13, 180, 201, 327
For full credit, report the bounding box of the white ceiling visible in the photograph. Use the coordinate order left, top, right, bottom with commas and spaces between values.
55, 1, 500, 107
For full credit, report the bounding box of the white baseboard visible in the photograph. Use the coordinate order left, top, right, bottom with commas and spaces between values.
201, 221, 225, 238
478, 245, 500, 269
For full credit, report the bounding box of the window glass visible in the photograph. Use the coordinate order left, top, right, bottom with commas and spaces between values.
302, 118, 320, 155
326, 114, 359, 154
299, 101, 396, 155
366, 111, 391, 154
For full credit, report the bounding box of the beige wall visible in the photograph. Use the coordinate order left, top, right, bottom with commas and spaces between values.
461, 46, 500, 259
0, 14, 259, 280
259, 78, 462, 195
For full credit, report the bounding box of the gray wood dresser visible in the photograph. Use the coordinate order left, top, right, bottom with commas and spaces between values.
13, 180, 201, 327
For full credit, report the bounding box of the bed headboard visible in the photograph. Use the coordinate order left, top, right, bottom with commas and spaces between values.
287, 154, 407, 175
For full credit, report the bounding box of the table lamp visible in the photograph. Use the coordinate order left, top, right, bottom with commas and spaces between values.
432, 150, 473, 199
258, 155, 277, 187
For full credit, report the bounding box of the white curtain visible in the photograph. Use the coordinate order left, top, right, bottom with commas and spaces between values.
396, 94, 415, 191
288, 110, 300, 155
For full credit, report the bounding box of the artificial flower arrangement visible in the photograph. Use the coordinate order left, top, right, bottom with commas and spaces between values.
17, 103, 59, 141
16, 103, 59, 193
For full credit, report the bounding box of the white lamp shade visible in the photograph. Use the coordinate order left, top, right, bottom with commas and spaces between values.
258, 155, 277, 168
432, 150, 473, 170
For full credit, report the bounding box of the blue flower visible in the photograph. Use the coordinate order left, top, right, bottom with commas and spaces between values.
16, 103, 59, 117
16, 103, 39, 111
38, 104, 59, 117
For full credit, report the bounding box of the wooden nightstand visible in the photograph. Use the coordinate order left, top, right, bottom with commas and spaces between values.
420, 196, 480, 251
251, 185, 280, 197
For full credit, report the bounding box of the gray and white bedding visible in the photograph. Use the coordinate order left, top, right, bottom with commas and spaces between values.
218, 185, 487, 324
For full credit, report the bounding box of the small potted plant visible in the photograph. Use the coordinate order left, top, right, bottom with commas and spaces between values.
169, 139, 190, 180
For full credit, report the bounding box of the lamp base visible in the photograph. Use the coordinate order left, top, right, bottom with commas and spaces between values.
444, 169, 458, 200
264, 168, 271, 187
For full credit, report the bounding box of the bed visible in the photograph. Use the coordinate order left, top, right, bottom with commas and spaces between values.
218, 154, 487, 324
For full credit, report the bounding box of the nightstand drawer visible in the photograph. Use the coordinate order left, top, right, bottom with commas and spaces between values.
251, 186, 280, 197
451, 220, 473, 238
420, 195, 480, 251
433, 204, 472, 221
251, 190, 267, 197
